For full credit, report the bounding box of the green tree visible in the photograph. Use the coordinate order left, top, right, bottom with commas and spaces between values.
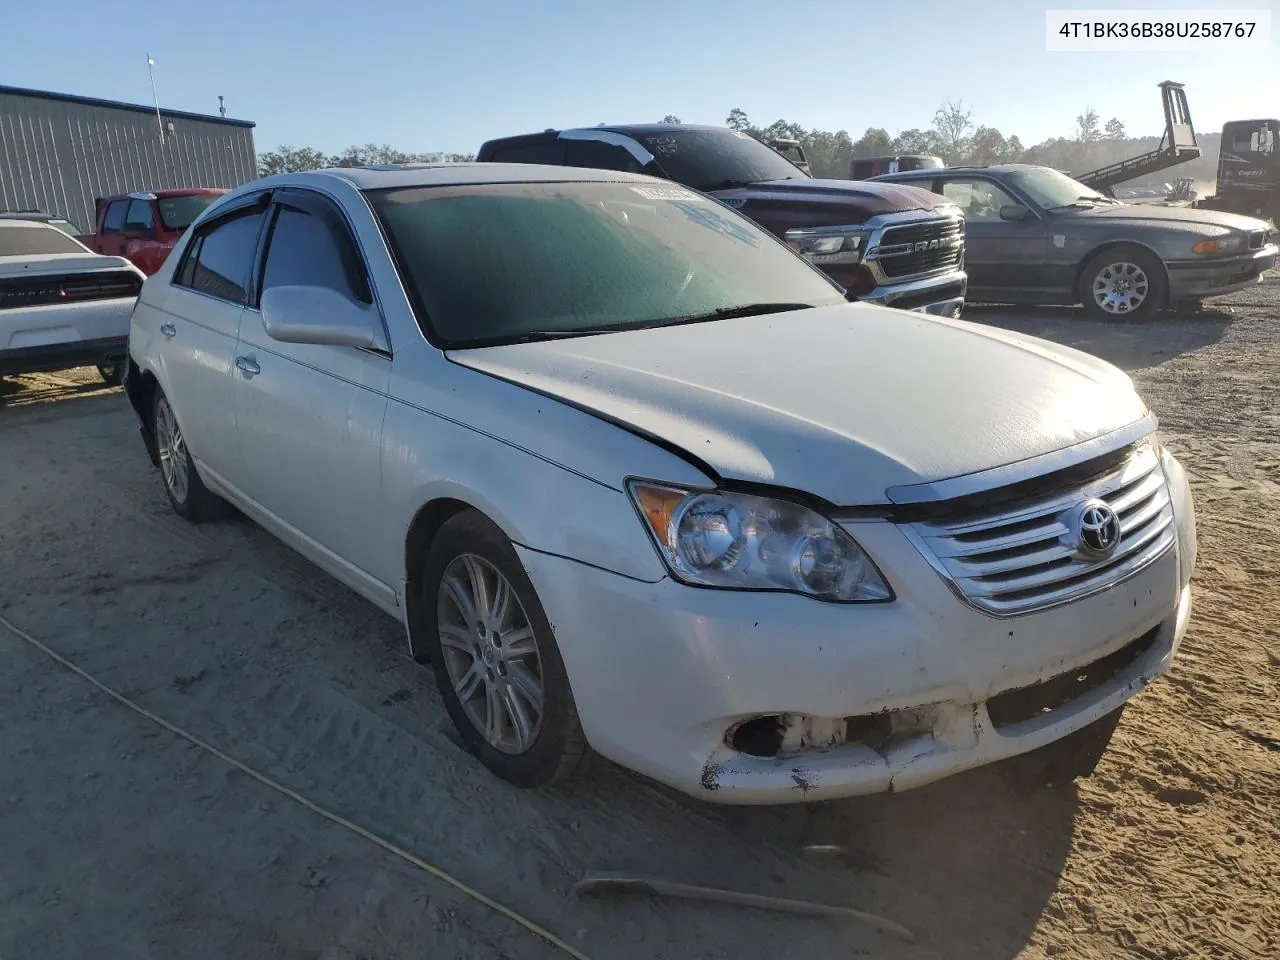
851, 127, 893, 157
726, 108, 751, 132
661, 114, 682, 124
1104, 117, 1127, 140
893, 128, 943, 156
257, 145, 328, 177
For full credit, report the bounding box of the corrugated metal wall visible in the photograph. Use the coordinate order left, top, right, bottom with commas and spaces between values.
0, 89, 257, 233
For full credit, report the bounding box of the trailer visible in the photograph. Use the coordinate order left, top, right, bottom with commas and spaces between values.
1075, 81, 1200, 198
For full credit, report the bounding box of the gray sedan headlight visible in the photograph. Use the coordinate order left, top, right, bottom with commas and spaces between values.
1192, 234, 1244, 255
628, 481, 892, 602
784, 226, 870, 265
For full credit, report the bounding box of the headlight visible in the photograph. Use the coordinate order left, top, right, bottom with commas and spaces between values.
784, 226, 870, 265
1192, 235, 1244, 255
627, 481, 892, 602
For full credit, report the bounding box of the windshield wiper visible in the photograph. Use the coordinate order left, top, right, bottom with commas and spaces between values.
698, 178, 759, 192
650, 301, 819, 328
499, 303, 820, 344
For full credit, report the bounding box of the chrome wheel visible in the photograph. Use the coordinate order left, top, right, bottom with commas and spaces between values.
437, 554, 544, 755
155, 397, 190, 504
1091, 261, 1149, 316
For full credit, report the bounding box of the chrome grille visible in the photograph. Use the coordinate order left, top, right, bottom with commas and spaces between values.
870, 217, 964, 279
903, 442, 1175, 617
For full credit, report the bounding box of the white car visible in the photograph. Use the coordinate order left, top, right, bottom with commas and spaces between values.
123, 165, 1197, 805
0, 219, 144, 383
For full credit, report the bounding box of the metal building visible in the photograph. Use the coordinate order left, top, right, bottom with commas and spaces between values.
0, 84, 256, 233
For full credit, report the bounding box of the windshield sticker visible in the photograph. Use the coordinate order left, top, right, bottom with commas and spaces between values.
670, 200, 761, 246
630, 185, 704, 201
644, 136, 680, 156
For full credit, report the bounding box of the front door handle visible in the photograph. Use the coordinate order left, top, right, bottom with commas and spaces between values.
159, 322, 176, 338
235, 355, 260, 377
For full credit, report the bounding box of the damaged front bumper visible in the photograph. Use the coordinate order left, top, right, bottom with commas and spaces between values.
696, 587, 1189, 803
515, 476, 1194, 805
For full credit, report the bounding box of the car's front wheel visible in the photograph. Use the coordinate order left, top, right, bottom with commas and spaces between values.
151, 389, 229, 523
1079, 245, 1166, 322
421, 510, 588, 788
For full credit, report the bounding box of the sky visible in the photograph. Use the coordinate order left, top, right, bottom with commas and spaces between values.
4, 0, 1277, 156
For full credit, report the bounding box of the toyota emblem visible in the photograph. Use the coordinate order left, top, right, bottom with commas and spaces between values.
1074, 500, 1121, 557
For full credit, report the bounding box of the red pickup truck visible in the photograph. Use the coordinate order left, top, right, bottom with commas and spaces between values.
79, 188, 226, 276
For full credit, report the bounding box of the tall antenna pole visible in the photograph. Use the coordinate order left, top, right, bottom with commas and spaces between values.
146, 53, 164, 144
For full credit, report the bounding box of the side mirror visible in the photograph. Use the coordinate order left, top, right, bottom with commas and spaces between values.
999, 204, 1031, 222
122, 222, 155, 240
260, 285, 388, 351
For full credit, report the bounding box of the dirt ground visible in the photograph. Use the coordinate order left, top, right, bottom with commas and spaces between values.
1, 278, 1277, 960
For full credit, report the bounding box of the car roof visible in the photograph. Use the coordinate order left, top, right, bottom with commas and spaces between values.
872, 163, 1041, 180
0, 211, 62, 220
101, 188, 227, 201
483, 123, 730, 145
272, 163, 661, 191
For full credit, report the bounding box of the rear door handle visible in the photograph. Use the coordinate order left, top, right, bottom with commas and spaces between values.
159, 322, 176, 338
235, 355, 260, 377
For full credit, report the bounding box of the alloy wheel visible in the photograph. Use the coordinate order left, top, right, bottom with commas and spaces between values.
437, 554, 544, 755
155, 398, 190, 504
1091, 261, 1149, 316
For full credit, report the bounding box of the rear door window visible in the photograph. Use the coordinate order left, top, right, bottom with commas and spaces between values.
173, 206, 268, 304
488, 141, 566, 165
102, 200, 128, 234
563, 139, 646, 173
124, 198, 155, 233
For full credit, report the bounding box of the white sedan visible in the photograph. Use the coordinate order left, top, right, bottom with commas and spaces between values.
124, 164, 1197, 805
1, 219, 144, 382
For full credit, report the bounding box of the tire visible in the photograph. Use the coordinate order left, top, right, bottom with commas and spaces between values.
151, 389, 229, 523
421, 510, 588, 788
1078, 245, 1166, 322
999, 704, 1126, 793
96, 360, 124, 385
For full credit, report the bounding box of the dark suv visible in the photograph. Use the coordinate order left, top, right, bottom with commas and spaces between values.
478, 124, 968, 316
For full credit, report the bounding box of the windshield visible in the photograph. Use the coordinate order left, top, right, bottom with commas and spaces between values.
633, 129, 809, 191
1006, 167, 1114, 210
157, 194, 220, 231
366, 181, 844, 348
0, 224, 87, 256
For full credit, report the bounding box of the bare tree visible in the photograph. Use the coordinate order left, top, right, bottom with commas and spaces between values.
1076, 108, 1102, 142
932, 100, 974, 162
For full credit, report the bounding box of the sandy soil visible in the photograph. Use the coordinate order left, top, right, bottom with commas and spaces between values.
1, 278, 1277, 960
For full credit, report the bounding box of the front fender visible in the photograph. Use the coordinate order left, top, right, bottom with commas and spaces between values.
381, 399, 670, 586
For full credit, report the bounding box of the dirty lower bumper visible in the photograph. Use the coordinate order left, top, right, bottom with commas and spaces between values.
0, 334, 129, 376
1165, 244, 1277, 300
694, 587, 1189, 802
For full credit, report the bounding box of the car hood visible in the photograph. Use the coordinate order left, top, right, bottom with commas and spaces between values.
709, 177, 953, 225
1070, 203, 1270, 232
447, 304, 1149, 505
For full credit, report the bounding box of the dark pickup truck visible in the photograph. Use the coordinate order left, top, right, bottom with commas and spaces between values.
477, 124, 968, 316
